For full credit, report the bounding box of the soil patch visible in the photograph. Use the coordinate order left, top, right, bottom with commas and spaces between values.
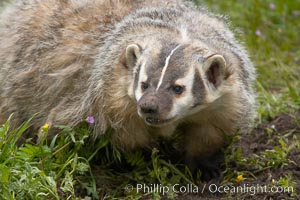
174, 110, 300, 200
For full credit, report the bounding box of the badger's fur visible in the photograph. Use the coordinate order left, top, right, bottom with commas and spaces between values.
0, 0, 256, 179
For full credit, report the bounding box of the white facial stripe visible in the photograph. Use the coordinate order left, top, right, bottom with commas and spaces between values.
156, 45, 181, 92
167, 65, 195, 119
135, 61, 147, 102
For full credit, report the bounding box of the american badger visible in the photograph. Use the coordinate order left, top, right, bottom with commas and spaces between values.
0, 0, 256, 179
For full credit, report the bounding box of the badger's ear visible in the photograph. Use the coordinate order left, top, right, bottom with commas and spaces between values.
203, 54, 226, 88
124, 44, 142, 69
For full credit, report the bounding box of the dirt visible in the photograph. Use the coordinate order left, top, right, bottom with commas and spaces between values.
173, 109, 300, 200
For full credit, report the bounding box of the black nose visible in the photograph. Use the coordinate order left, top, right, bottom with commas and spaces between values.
140, 103, 158, 114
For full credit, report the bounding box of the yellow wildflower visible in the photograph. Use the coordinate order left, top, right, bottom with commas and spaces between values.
236, 175, 243, 182
41, 123, 49, 132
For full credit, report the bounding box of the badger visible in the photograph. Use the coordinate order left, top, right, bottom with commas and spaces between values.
0, 0, 256, 179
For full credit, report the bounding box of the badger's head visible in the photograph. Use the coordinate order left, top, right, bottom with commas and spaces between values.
124, 41, 230, 127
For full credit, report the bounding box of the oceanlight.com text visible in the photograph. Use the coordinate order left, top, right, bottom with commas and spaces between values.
124, 183, 294, 196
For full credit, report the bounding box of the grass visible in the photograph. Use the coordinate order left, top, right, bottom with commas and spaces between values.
0, 117, 196, 199
0, 0, 300, 199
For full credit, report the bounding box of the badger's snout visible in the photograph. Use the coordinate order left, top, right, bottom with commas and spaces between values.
138, 95, 161, 126
139, 95, 159, 115
137, 93, 174, 126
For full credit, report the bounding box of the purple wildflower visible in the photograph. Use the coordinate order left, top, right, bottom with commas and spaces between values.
269, 3, 275, 10
86, 116, 95, 124
255, 29, 261, 37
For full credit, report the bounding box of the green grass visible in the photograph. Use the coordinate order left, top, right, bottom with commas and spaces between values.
0, 0, 300, 199
0, 117, 197, 199
0, 116, 97, 199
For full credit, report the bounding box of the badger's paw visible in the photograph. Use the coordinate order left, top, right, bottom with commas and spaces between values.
186, 150, 225, 182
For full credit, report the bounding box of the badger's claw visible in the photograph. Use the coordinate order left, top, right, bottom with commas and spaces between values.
186, 150, 225, 182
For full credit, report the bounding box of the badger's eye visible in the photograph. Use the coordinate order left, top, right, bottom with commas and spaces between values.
141, 82, 149, 91
172, 85, 184, 95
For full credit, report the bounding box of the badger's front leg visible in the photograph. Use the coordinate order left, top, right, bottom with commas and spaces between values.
183, 124, 226, 181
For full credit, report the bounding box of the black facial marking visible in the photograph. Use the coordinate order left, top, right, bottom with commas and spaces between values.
191, 68, 205, 108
